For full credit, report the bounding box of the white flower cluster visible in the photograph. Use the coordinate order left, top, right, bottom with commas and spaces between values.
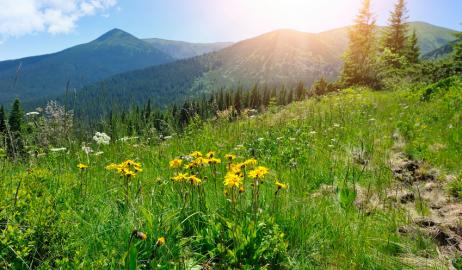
93, 132, 111, 145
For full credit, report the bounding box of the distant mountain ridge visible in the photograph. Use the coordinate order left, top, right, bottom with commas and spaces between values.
65, 22, 458, 118
143, 38, 233, 59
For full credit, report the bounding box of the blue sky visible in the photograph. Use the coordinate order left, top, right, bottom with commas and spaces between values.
0, 0, 460, 60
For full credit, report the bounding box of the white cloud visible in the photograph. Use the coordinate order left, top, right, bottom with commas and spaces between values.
0, 0, 117, 37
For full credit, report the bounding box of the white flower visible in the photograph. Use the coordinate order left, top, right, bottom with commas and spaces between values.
94, 151, 104, 156
257, 137, 264, 141
93, 132, 111, 145
309, 131, 317, 135
26, 111, 40, 116
82, 145, 93, 154
333, 123, 340, 128
50, 147, 66, 152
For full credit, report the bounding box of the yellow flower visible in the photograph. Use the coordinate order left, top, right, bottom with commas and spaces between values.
188, 175, 202, 186
229, 163, 242, 174
224, 172, 243, 188
190, 151, 203, 158
184, 163, 195, 170
225, 154, 237, 161
169, 158, 183, 169
275, 181, 288, 190
122, 168, 136, 178
248, 166, 269, 179
243, 158, 257, 167
156, 236, 166, 246
206, 151, 216, 158
77, 163, 88, 170
207, 157, 221, 165
172, 173, 188, 182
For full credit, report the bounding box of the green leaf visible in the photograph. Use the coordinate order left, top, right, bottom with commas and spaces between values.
125, 246, 137, 270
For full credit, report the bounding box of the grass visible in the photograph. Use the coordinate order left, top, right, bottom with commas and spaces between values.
0, 78, 461, 269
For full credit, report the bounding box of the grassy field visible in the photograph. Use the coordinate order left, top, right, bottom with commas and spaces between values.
1, 77, 461, 269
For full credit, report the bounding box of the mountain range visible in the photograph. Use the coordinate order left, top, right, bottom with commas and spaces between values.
0, 21, 458, 113
0, 30, 232, 106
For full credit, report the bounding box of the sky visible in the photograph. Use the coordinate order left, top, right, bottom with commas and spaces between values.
0, 0, 460, 60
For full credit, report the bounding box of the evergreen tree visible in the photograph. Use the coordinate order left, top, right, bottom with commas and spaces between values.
406, 29, 420, 63
312, 77, 329, 96
249, 84, 261, 109
383, 0, 408, 55
0, 106, 6, 135
7, 99, 25, 159
294, 82, 305, 101
341, 0, 378, 87
233, 90, 242, 114
454, 28, 462, 66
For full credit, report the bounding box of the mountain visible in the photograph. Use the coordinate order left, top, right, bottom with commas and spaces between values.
143, 38, 233, 59
0, 29, 174, 105
65, 22, 457, 118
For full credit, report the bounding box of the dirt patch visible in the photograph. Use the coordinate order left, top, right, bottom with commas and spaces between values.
389, 132, 462, 268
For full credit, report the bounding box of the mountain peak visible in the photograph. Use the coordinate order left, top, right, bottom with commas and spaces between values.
95, 28, 136, 42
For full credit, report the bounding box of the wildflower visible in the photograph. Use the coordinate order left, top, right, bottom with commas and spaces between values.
239, 185, 245, 193
93, 132, 111, 145
77, 163, 88, 170
82, 145, 93, 154
94, 151, 104, 156
184, 162, 195, 170
172, 173, 188, 182
225, 154, 237, 161
224, 172, 243, 188
26, 111, 40, 116
132, 230, 147, 240
207, 157, 221, 165
206, 151, 216, 158
156, 237, 166, 246
190, 151, 202, 158
228, 163, 242, 174
50, 147, 66, 152
123, 169, 136, 178
248, 166, 269, 179
188, 175, 202, 186
243, 158, 257, 167
169, 158, 183, 169
275, 181, 288, 191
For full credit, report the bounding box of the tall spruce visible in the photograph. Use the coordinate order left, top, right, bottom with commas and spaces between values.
406, 29, 420, 63
383, 0, 409, 55
454, 28, 462, 65
7, 99, 25, 159
341, 0, 378, 87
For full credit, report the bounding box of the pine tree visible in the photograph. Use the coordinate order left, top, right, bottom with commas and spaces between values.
406, 29, 420, 63
341, 0, 378, 87
7, 99, 25, 159
249, 84, 261, 109
295, 82, 305, 101
383, 0, 409, 55
233, 90, 242, 114
454, 28, 462, 65
0, 106, 6, 135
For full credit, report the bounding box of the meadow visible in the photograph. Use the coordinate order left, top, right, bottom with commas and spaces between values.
1, 77, 461, 269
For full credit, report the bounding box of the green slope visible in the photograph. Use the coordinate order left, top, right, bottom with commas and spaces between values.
2, 78, 461, 268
